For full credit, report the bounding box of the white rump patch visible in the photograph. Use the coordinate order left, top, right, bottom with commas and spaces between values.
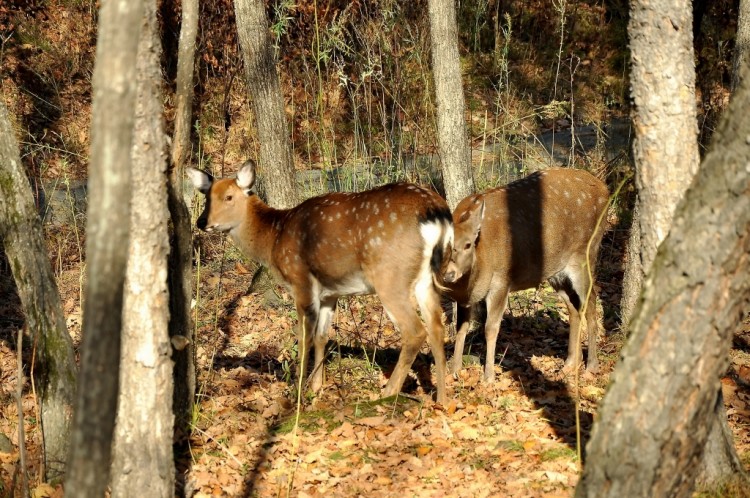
414, 220, 453, 309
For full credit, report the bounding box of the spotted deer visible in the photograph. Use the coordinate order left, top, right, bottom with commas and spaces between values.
188, 160, 454, 403
443, 167, 609, 382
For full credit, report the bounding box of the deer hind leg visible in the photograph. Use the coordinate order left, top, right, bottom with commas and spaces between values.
415, 277, 448, 404
583, 285, 600, 373
550, 269, 584, 373
379, 288, 427, 400
566, 262, 600, 374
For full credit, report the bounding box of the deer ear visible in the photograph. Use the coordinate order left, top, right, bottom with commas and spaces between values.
236, 160, 257, 194
461, 198, 484, 243
186, 168, 213, 194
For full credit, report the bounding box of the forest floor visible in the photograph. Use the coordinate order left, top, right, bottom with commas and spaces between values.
2, 219, 748, 498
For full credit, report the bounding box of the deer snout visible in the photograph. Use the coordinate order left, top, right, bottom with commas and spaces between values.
444, 268, 460, 283
196, 214, 209, 231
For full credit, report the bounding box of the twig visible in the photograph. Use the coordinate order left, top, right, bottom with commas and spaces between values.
575, 173, 630, 467
29, 334, 44, 482
16, 328, 30, 498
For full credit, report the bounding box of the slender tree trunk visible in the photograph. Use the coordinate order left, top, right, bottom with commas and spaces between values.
111, 1, 174, 496
575, 52, 750, 498
695, 391, 746, 486
427, 0, 475, 209
619, 200, 641, 329
233, 0, 299, 209
0, 101, 77, 484
65, 0, 143, 495
171, 0, 198, 171
618, 0, 700, 327
733, 0, 750, 91
169, 0, 198, 433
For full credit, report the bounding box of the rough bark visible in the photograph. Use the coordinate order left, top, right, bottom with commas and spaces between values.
0, 100, 76, 483
618, 0, 700, 327
233, 0, 299, 209
171, 0, 198, 171
695, 391, 747, 486
733, 0, 750, 91
169, 0, 198, 434
427, 0, 475, 210
619, 200, 641, 329
575, 55, 750, 498
65, 0, 142, 495
110, 1, 174, 496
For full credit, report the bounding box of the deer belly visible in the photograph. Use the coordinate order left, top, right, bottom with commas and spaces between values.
317, 273, 374, 300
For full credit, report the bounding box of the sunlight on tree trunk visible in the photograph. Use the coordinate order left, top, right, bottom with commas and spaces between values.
575, 56, 750, 498
233, 0, 299, 209
618, 0, 700, 329
110, 0, 174, 495
427, 0, 475, 209
65, 0, 143, 495
733, 0, 750, 91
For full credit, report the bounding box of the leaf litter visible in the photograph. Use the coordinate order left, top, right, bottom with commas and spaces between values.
0, 247, 748, 497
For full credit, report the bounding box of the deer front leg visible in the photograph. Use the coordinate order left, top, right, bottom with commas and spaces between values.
450, 304, 473, 376
483, 287, 509, 383
295, 298, 318, 391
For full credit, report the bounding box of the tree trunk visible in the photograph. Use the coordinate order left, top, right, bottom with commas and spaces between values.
695, 391, 747, 486
619, 200, 641, 329
111, 1, 174, 496
233, 0, 299, 209
733, 0, 750, 91
171, 0, 198, 171
427, 0, 475, 210
169, 0, 198, 434
575, 52, 750, 498
618, 0, 700, 327
0, 101, 77, 484
65, 0, 143, 495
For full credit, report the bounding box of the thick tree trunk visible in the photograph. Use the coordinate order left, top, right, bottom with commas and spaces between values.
111, 1, 174, 496
733, 0, 750, 91
575, 55, 750, 498
169, 0, 198, 434
0, 101, 77, 484
65, 0, 143, 495
233, 0, 299, 209
618, 0, 700, 327
427, 0, 475, 209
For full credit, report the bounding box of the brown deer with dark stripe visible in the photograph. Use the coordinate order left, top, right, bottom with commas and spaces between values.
443, 168, 609, 382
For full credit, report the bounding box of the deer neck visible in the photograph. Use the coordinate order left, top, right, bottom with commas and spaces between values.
230, 196, 286, 267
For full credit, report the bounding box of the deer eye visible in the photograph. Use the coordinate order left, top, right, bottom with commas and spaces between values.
463, 242, 472, 250
224, 194, 233, 202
